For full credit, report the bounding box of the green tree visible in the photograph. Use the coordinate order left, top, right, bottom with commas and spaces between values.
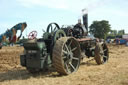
89, 20, 111, 39
110, 30, 117, 35
106, 30, 117, 39
118, 30, 125, 35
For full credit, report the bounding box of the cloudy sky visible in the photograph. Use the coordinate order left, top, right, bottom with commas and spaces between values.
0, 0, 128, 38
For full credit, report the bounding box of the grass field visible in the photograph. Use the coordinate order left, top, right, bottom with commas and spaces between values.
0, 44, 128, 85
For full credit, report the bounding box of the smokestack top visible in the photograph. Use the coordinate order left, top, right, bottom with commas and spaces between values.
82, 8, 88, 15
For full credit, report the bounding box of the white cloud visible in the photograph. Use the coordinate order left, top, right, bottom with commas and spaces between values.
16, 0, 108, 12
17, 0, 68, 9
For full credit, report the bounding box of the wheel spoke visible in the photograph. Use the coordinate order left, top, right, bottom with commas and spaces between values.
71, 47, 77, 52
63, 56, 67, 59
104, 49, 107, 52
69, 63, 75, 71
103, 56, 107, 58
62, 50, 68, 54
65, 61, 70, 73
64, 44, 69, 52
68, 40, 72, 47
72, 57, 79, 60
54, 27, 57, 31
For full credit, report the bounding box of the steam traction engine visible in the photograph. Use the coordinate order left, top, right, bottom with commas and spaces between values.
20, 13, 109, 75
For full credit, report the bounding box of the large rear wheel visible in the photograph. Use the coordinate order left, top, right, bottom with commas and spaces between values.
52, 37, 81, 75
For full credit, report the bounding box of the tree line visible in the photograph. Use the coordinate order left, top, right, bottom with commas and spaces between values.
89, 20, 125, 39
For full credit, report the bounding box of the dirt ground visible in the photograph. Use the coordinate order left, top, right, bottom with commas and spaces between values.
0, 44, 128, 85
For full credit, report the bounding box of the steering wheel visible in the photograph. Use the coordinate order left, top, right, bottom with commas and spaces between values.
28, 31, 37, 39
47, 23, 60, 33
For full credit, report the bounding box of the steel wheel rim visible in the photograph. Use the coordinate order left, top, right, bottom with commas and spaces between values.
99, 43, 109, 63
62, 38, 80, 73
102, 43, 109, 63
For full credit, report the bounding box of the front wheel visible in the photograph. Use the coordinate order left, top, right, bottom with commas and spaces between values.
94, 42, 109, 65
